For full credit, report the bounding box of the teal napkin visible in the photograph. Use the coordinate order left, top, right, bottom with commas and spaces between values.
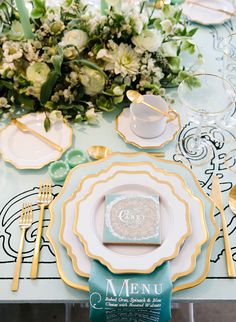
89, 260, 172, 322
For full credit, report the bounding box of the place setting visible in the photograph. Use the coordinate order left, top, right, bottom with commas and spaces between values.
0, 0, 236, 320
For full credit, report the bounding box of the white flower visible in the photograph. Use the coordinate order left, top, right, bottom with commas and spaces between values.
59, 29, 88, 52
132, 29, 163, 53
161, 41, 178, 57
3, 41, 23, 62
98, 43, 140, 77
0, 62, 15, 77
0, 97, 10, 108
132, 13, 148, 35
49, 110, 63, 122
26, 62, 50, 84
86, 108, 98, 124
160, 19, 173, 34
79, 66, 105, 96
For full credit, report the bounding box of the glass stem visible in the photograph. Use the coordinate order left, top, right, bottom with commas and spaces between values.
192, 116, 204, 150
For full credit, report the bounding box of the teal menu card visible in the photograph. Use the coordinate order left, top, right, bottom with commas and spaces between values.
89, 261, 172, 322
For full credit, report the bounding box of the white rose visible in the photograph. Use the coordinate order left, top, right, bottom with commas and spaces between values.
59, 29, 88, 52
79, 66, 105, 96
132, 29, 163, 53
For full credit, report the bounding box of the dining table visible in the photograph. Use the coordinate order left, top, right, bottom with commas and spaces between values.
0, 3, 236, 319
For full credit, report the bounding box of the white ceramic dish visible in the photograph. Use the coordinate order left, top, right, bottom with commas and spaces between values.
47, 153, 218, 293
116, 108, 181, 149
73, 168, 190, 273
61, 161, 207, 281
0, 113, 73, 169
182, 0, 235, 25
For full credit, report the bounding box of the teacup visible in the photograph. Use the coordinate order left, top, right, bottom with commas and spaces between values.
130, 94, 173, 139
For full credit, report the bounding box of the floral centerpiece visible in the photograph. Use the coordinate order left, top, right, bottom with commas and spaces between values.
0, 0, 200, 128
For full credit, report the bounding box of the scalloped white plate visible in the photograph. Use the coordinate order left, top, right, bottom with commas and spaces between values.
0, 113, 73, 169
182, 0, 235, 25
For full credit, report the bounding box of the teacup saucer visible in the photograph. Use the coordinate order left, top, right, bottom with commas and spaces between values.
116, 108, 181, 149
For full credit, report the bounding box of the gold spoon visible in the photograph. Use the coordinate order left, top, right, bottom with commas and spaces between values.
229, 185, 236, 214
126, 90, 176, 121
87, 145, 165, 160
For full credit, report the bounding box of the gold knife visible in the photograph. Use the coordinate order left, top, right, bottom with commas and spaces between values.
211, 176, 236, 277
12, 119, 63, 152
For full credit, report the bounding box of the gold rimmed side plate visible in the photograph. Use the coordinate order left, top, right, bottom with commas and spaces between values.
0, 113, 73, 169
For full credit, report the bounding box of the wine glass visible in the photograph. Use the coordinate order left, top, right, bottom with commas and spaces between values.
221, 32, 236, 129
177, 73, 235, 165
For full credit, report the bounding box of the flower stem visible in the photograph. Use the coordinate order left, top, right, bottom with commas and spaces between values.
15, 0, 34, 39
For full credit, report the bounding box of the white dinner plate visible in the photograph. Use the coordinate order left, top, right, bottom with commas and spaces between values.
47, 153, 218, 293
0, 113, 73, 169
116, 108, 181, 149
182, 0, 235, 25
73, 168, 191, 273
61, 161, 207, 281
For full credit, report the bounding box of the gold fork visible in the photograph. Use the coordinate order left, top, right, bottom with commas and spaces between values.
30, 182, 53, 279
12, 204, 33, 291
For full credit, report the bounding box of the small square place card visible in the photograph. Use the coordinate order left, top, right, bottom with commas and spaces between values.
103, 194, 161, 245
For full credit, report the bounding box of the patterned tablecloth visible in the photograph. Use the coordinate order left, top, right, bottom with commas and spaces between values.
0, 11, 236, 302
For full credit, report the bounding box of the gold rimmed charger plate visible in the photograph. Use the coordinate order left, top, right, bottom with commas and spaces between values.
61, 161, 207, 282
47, 152, 219, 293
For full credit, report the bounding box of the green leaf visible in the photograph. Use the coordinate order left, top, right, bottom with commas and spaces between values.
52, 55, 63, 75
31, 8, 44, 19
44, 115, 51, 132
40, 71, 59, 105
18, 95, 35, 110
181, 40, 196, 55
167, 57, 180, 72
0, 80, 13, 90
188, 27, 198, 37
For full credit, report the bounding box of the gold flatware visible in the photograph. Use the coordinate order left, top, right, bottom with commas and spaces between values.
186, 0, 235, 16
12, 204, 33, 291
30, 182, 53, 279
229, 185, 236, 214
87, 145, 165, 160
12, 119, 63, 152
126, 90, 176, 121
211, 176, 236, 277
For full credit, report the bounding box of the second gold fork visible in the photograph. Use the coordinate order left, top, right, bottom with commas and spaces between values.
31, 182, 53, 279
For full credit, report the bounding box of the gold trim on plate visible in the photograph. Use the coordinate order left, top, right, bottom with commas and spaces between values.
47, 152, 218, 293
0, 113, 73, 170
115, 108, 181, 149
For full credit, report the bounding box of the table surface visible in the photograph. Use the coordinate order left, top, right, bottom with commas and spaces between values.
1, 9, 236, 303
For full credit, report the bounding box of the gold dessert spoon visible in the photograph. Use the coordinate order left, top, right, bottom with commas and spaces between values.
229, 185, 236, 214
87, 145, 165, 160
126, 90, 176, 121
